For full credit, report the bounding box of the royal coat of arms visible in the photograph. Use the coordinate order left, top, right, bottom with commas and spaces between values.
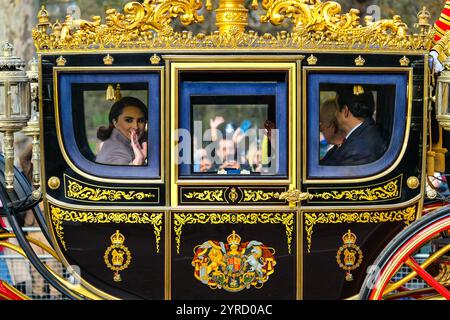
104, 230, 132, 282
336, 229, 363, 281
192, 231, 276, 292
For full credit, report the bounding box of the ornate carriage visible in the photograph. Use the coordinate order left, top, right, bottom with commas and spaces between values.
1, 0, 450, 300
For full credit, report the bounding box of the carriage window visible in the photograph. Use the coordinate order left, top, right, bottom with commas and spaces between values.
74, 83, 148, 165
177, 71, 289, 178
307, 72, 408, 179
191, 95, 275, 174
58, 72, 161, 179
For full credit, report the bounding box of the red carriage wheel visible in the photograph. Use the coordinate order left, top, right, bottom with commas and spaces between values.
359, 205, 450, 300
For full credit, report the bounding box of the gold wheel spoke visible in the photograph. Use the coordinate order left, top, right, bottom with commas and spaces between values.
384, 242, 450, 295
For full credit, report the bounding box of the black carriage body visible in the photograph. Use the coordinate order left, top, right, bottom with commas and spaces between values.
39, 50, 427, 299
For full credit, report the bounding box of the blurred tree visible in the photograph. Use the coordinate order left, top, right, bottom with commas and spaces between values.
0, 0, 38, 63
341, 0, 444, 29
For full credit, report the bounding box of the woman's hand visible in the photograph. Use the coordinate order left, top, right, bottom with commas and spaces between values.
130, 129, 147, 165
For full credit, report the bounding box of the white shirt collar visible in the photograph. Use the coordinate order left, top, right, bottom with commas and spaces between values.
345, 121, 363, 140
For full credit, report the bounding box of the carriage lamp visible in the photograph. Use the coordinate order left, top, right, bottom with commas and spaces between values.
436, 55, 450, 131
0, 43, 31, 190
22, 57, 41, 197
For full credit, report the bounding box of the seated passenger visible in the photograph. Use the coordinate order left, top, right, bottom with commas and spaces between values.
216, 138, 241, 171
96, 97, 148, 165
321, 85, 387, 166
319, 98, 346, 164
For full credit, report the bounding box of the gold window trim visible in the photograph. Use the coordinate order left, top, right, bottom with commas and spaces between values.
167, 56, 300, 206
302, 66, 415, 184
51, 66, 165, 184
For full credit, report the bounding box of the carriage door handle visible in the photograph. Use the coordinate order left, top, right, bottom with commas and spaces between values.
279, 189, 312, 207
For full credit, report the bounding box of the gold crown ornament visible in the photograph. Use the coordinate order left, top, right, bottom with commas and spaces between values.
342, 229, 357, 244
227, 230, 242, 246
103, 54, 114, 65
353, 85, 365, 96
400, 56, 410, 66
56, 56, 66, 66
150, 54, 161, 65
307, 54, 318, 65
354, 55, 366, 66
37, 5, 51, 28
111, 230, 125, 246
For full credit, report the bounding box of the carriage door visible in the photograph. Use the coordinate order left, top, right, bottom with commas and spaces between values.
298, 55, 425, 299
41, 54, 165, 299
167, 56, 300, 299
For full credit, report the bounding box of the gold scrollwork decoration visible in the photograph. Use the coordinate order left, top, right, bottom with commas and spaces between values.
49, 205, 163, 253
242, 190, 281, 202
303, 205, 417, 253
66, 179, 156, 202
32, 1, 431, 51
50, 205, 67, 251
33, 0, 205, 50
173, 212, 294, 254
184, 190, 225, 202
310, 179, 400, 202
259, 0, 431, 51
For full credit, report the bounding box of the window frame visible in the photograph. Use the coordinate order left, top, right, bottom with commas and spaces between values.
303, 67, 412, 184
170, 60, 298, 187
178, 81, 288, 179
54, 67, 164, 183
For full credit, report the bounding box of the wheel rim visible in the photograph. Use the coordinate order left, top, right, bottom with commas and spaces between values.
370, 216, 450, 300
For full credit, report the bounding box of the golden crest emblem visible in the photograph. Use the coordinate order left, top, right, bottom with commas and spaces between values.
192, 231, 276, 292
336, 229, 363, 281
104, 230, 132, 282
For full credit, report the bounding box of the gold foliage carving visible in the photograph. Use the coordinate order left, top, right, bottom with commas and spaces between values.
49, 205, 163, 253
303, 205, 417, 253
66, 179, 156, 202
33, 0, 204, 50
259, 0, 432, 51
33, 1, 431, 51
310, 179, 400, 202
242, 190, 281, 202
173, 212, 294, 254
184, 190, 225, 202
50, 205, 67, 251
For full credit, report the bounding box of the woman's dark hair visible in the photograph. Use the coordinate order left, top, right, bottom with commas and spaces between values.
336, 86, 375, 119
97, 96, 147, 141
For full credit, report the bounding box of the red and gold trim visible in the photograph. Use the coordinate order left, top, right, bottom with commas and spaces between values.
0, 280, 30, 300
434, 0, 450, 42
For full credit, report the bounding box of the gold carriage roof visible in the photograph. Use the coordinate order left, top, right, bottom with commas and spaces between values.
32, 0, 435, 53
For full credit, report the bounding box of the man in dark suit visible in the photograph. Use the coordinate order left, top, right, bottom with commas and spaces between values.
320, 85, 387, 166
